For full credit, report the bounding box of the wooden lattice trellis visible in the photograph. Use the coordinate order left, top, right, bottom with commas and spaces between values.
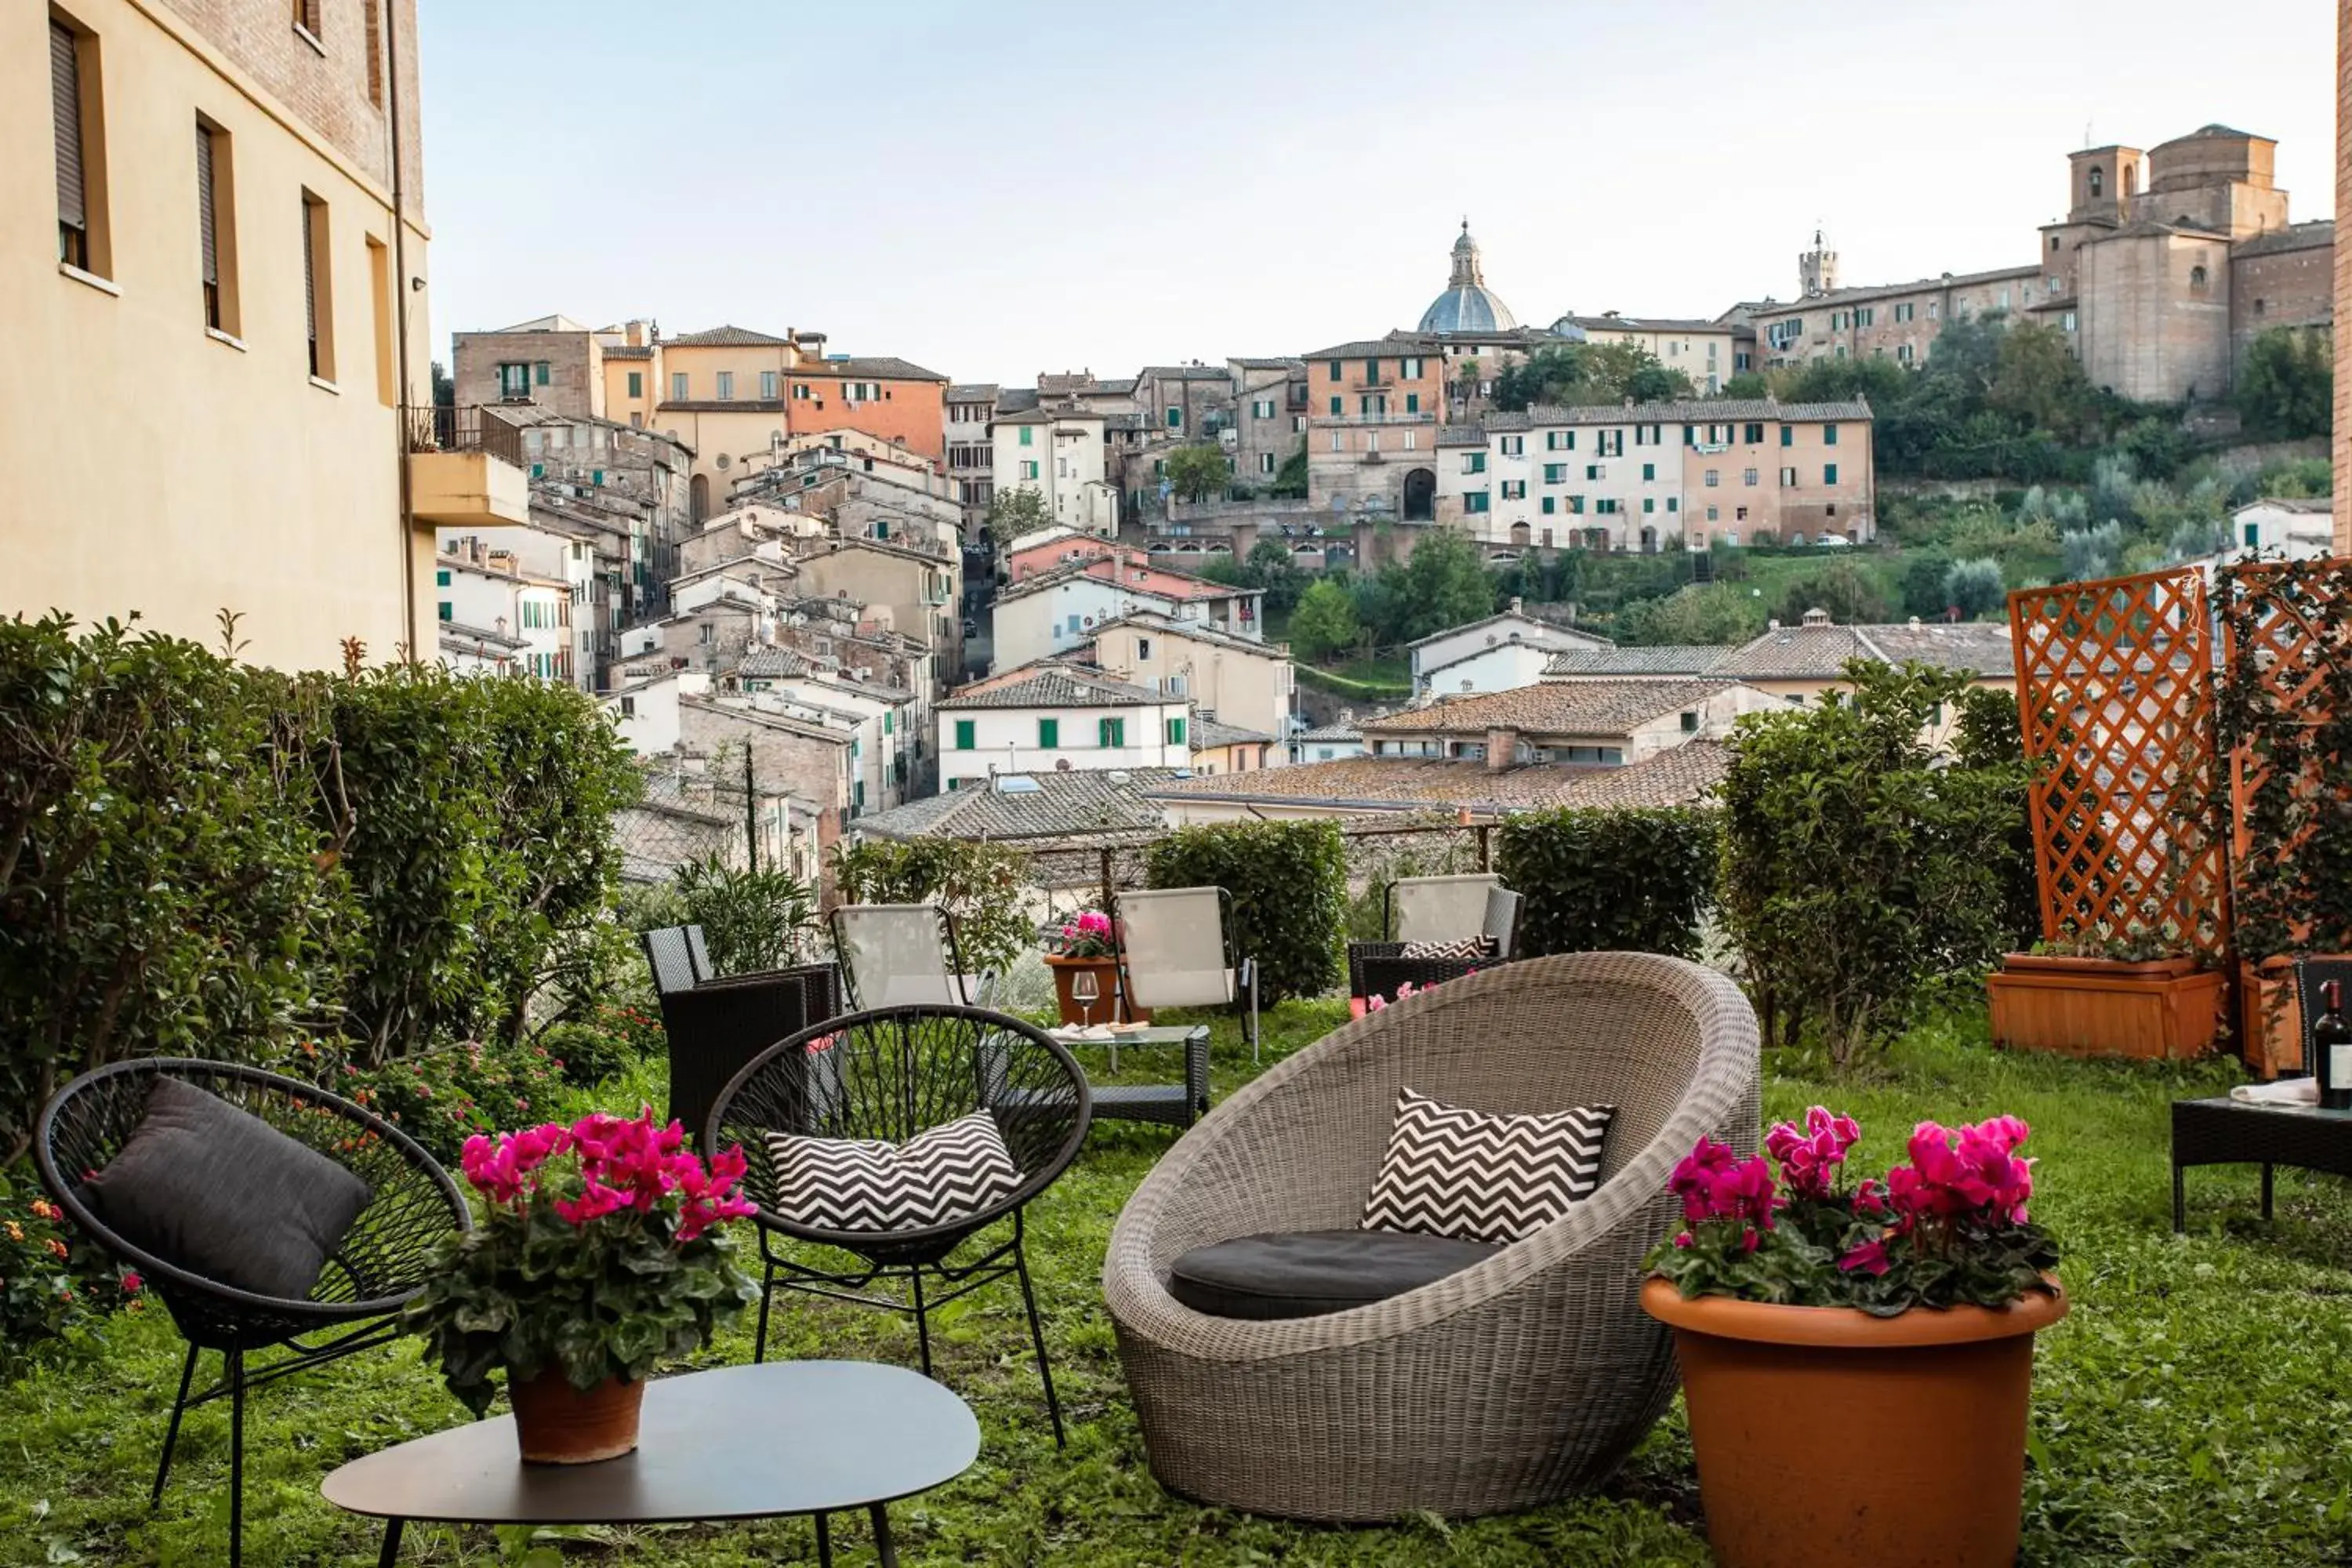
2009, 566, 2231, 960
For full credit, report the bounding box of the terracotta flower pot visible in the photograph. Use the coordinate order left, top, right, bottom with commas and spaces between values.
1045, 953, 1146, 1025
1642, 1278, 2067, 1568
509, 1369, 645, 1465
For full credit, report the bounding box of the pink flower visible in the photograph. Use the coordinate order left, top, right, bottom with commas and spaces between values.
1764, 1105, 1862, 1201
120, 1271, 143, 1294
1838, 1240, 1890, 1276
1671, 1232, 1693, 1249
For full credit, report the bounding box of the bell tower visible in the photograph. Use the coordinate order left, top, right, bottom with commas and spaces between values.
1798, 227, 1838, 298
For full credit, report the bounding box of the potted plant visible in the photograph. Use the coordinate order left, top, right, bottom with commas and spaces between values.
1044, 910, 1145, 1025
1642, 1108, 2064, 1568
408, 1109, 760, 1463
1986, 924, 2226, 1060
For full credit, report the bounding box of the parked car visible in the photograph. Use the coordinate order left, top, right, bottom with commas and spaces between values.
963, 618, 978, 637
1815, 533, 1852, 548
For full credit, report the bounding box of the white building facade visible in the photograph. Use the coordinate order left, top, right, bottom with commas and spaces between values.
991, 407, 1116, 535
937, 665, 1192, 788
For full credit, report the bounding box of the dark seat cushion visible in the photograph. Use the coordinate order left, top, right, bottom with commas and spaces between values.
1167, 1229, 1499, 1321
82, 1077, 374, 1301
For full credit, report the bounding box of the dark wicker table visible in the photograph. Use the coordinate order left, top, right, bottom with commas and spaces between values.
321, 1360, 977, 1566
2172, 1094, 2352, 1232
1050, 1024, 1210, 1128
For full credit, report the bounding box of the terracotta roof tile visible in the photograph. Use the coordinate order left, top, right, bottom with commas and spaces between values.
1361, 680, 1732, 738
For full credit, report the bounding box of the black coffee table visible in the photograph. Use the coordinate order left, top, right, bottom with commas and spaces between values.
1050, 1023, 1210, 1128
321, 1359, 978, 1566
2172, 1094, 2352, 1231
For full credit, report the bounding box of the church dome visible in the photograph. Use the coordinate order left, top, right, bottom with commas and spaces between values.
1417, 221, 1518, 334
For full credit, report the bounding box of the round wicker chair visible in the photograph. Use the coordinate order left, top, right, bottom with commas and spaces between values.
34, 1058, 470, 1567
708, 1004, 1092, 1443
1102, 952, 1761, 1522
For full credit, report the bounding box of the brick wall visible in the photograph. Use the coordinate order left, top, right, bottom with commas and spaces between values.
2230, 240, 2334, 369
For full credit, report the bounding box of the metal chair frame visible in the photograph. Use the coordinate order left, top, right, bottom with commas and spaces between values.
826, 902, 995, 1010
33, 1058, 469, 1567
1113, 885, 1261, 1062
706, 1004, 1092, 1446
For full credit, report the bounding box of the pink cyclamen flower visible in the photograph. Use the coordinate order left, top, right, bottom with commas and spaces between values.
1838, 1240, 1890, 1276
120, 1272, 143, 1294
1765, 1105, 1863, 1201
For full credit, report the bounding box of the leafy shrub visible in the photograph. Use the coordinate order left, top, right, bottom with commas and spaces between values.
668, 856, 817, 976
1952, 688, 2041, 952
1497, 808, 1721, 959
1144, 820, 1346, 1004
833, 837, 1033, 978
536, 997, 666, 1090
301, 1036, 570, 1169
1944, 557, 2009, 618
0, 1165, 146, 1376
1718, 662, 2026, 1063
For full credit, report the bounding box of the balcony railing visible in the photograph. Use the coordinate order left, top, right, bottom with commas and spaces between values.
1310, 412, 1437, 427
404, 404, 526, 470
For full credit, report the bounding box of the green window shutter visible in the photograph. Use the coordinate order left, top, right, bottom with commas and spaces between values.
954, 720, 975, 750
1038, 717, 1058, 749
437, 601, 452, 620
884, 710, 894, 735
1404, 393, 1419, 413
1167, 716, 1185, 746
1824, 424, 1839, 445
1366, 358, 1381, 380
1019, 426, 1033, 446
1328, 361, 1342, 380
535, 362, 550, 386
1780, 426, 1793, 447
1824, 463, 1838, 485
1643, 497, 1656, 514
1328, 396, 1341, 415
856, 780, 866, 809
435, 568, 450, 586
1098, 717, 1124, 748
1541, 496, 1555, 514
1642, 463, 1655, 481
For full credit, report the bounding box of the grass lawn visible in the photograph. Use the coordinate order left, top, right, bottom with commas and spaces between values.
5, 1000, 2351, 1566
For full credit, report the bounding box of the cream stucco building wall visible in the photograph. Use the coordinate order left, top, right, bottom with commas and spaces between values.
1088, 616, 1295, 751
7, 0, 444, 670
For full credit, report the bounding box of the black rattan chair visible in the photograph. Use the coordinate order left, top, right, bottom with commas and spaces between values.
1349, 879, 1523, 1007
32, 1058, 470, 1567
642, 924, 844, 1149
706, 1005, 1092, 1444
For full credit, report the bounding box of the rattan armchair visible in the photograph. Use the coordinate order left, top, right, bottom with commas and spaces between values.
34, 1058, 470, 1566
1102, 951, 1761, 1522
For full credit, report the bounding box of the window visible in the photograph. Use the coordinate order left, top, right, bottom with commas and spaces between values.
716, 371, 734, 401
1167, 715, 1185, 746
1704, 469, 1719, 487
1541, 496, 1556, 514
1403, 392, 1420, 414
53, 18, 108, 276
1543, 463, 1566, 484
1742, 423, 1763, 443
1596, 430, 1624, 457
1585, 463, 1602, 481
497, 362, 531, 397
1897, 343, 1915, 363
1546, 430, 1576, 451
1399, 356, 1424, 378
1641, 462, 1655, 481
2063, 311, 2078, 332
1824, 425, 1838, 446
1779, 466, 1798, 485
195, 118, 238, 333
1037, 717, 1059, 749
1098, 717, 1125, 748
436, 600, 451, 621
1668, 497, 1679, 513
1501, 480, 1526, 499
533, 361, 548, 386
1743, 467, 1759, 485
760, 370, 778, 399
1259, 451, 1276, 474
1327, 360, 1342, 381
1642, 497, 1656, 514
1167, 407, 1182, 428
1017, 424, 1034, 447
2088, 166, 2103, 198
2190, 264, 2209, 292
1500, 435, 1524, 456
954, 719, 975, 750
1894, 302, 1915, 322
1020, 460, 1039, 480
1824, 463, 1839, 485
1681, 710, 1699, 733
1780, 425, 1793, 447
1567, 495, 1585, 514
300, 191, 333, 379
1595, 498, 1621, 514
1463, 452, 1486, 474
670, 371, 688, 400
1137, 637, 1152, 659
1464, 491, 1490, 514
1707, 505, 1719, 521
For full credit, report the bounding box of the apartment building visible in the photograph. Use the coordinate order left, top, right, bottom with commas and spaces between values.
434, 542, 574, 686
991, 557, 1264, 670
1301, 335, 1447, 520
1229, 357, 1308, 487
13, 0, 519, 669
936, 662, 1193, 787
1439, 398, 1876, 550
944, 383, 998, 532
991, 405, 1116, 535
1086, 611, 1296, 749
1549, 313, 1737, 395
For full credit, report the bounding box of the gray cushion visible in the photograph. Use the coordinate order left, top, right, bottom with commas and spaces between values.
1167, 1229, 1498, 1321
83, 1077, 373, 1301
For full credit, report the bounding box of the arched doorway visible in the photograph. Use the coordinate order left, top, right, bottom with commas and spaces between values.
1509, 521, 1532, 548
690, 473, 710, 523
1639, 525, 1659, 554
1402, 467, 1436, 521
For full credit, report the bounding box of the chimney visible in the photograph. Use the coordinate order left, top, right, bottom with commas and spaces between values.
1767, 618, 1780, 630
1801, 606, 1832, 628
1486, 725, 1519, 773
1509, 596, 1523, 615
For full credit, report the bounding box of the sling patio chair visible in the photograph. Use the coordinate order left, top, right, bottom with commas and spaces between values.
1103, 952, 1761, 1522
641, 924, 844, 1149
34, 1058, 470, 1566
1114, 885, 1260, 1062
706, 1004, 1091, 1445
828, 902, 996, 1011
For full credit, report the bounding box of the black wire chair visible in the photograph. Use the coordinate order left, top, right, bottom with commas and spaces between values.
706, 1005, 1092, 1445
32, 1058, 470, 1568
642, 924, 844, 1149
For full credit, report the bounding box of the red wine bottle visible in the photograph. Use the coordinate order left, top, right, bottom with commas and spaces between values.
2315, 979, 2352, 1111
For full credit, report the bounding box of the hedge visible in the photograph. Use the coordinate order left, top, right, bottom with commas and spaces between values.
1144, 820, 1346, 1004
1495, 806, 1720, 960
0, 614, 640, 1161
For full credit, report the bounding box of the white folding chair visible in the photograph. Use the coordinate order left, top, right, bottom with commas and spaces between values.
1388, 873, 1504, 946
1115, 886, 1259, 1062
829, 904, 994, 1010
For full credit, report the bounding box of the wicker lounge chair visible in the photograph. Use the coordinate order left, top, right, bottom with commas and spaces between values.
1102, 951, 1761, 1521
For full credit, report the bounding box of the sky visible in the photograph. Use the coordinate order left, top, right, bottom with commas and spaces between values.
416, 1, 2337, 388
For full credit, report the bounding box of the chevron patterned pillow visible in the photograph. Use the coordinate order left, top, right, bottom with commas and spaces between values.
1360, 1087, 1615, 1244
1398, 937, 1495, 961
764, 1110, 1022, 1233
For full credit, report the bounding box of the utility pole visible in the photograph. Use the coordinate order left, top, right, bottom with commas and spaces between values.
743, 744, 758, 873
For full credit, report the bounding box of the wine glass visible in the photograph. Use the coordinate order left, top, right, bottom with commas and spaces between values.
1070, 970, 1100, 1029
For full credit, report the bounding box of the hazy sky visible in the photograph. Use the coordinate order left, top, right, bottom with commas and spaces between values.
416, 1, 2336, 387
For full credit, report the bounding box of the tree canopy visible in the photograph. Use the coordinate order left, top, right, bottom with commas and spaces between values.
1287, 578, 1362, 662
1163, 444, 1232, 503
2237, 328, 2333, 441
1492, 342, 1696, 412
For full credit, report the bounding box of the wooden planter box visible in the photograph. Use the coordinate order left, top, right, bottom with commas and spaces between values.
1986, 953, 2226, 1061
1045, 953, 1147, 1026
2238, 955, 2352, 1080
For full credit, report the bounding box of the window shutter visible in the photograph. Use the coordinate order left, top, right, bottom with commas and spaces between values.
196, 123, 219, 289
53, 23, 86, 236
302, 201, 318, 368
